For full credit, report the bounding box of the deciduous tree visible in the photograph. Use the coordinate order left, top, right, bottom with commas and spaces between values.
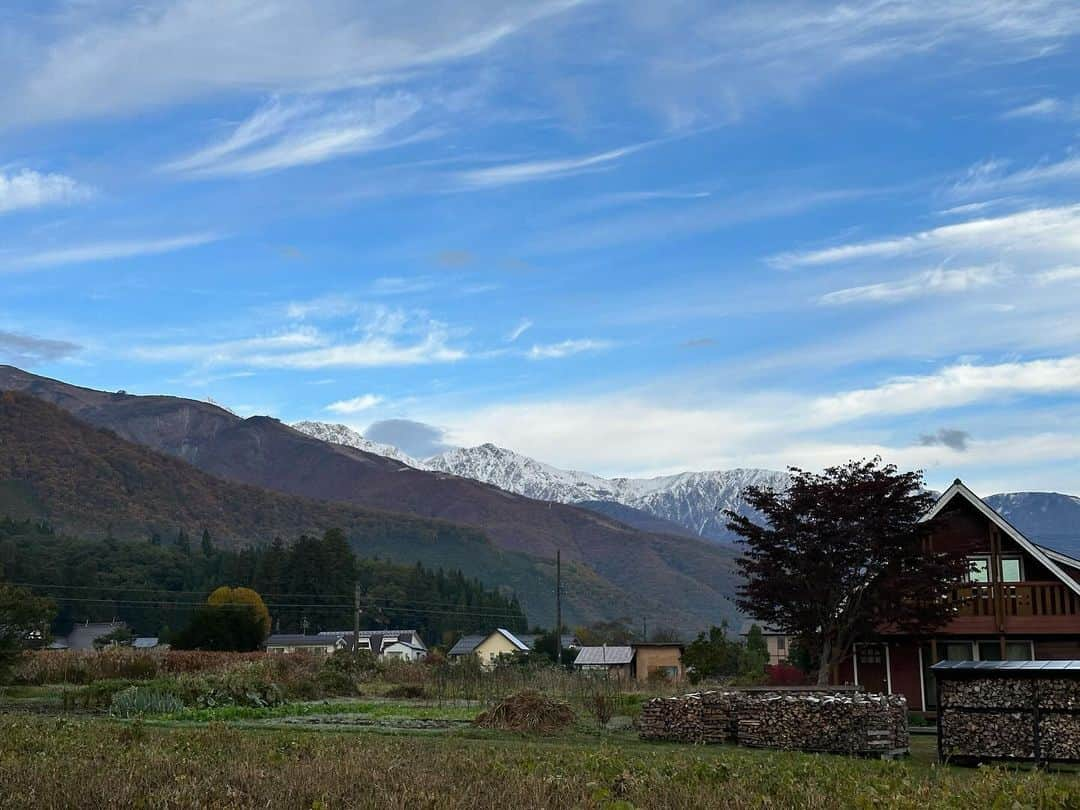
726, 458, 966, 685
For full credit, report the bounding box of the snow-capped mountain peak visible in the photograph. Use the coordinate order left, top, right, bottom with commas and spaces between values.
292, 421, 428, 469
426, 444, 790, 543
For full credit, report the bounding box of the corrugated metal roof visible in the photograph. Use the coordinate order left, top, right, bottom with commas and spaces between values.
574, 646, 634, 665
448, 634, 486, 655
496, 628, 530, 651
932, 660, 1080, 674
265, 634, 338, 647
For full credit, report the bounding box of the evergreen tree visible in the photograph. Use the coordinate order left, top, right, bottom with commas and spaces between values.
201, 529, 213, 557
175, 528, 190, 555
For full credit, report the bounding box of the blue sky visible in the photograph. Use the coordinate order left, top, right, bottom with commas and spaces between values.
2, 1, 1080, 493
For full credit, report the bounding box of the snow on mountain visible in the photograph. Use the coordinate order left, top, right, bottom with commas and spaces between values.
291, 421, 428, 469
426, 443, 622, 502
426, 443, 790, 544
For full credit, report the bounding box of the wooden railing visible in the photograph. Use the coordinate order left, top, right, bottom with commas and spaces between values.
948, 582, 1080, 618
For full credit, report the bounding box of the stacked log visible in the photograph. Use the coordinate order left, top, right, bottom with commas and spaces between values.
639, 689, 907, 755
736, 693, 908, 754
938, 678, 1033, 710
939, 676, 1080, 762
637, 693, 705, 742
940, 711, 1034, 759
700, 690, 743, 743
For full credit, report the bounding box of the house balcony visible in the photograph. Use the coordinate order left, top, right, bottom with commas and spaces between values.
940, 581, 1080, 635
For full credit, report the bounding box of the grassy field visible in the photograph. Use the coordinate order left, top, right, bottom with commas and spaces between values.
2, 697, 1080, 809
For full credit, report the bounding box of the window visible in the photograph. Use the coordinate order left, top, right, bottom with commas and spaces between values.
1000, 558, 1023, 582
858, 645, 883, 664
968, 557, 989, 583
776, 636, 786, 652
966, 555, 1024, 583
977, 641, 1032, 661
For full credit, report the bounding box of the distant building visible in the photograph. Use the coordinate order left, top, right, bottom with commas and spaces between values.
47, 621, 128, 651
448, 628, 530, 668
740, 621, 795, 666
573, 646, 634, 678
448, 630, 580, 668
573, 642, 685, 681
264, 629, 427, 660
132, 637, 166, 650
632, 642, 684, 682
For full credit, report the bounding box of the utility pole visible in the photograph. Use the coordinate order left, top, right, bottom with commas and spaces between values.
555, 549, 563, 667
354, 583, 361, 660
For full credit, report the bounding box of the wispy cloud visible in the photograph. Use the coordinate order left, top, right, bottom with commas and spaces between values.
772, 205, 1080, 268
5, 233, 221, 271
506, 318, 533, 342
133, 329, 324, 363
326, 394, 383, 414
1038, 266, 1080, 285
134, 309, 465, 370
528, 338, 611, 359
809, 355, 1080, 424
1001, 97, 1078, 120
819, 265, 1008, 306
456, 145, 646, 188
952, 153, 1080, 196
0, 330, 82, 364
370, 276, 439, 296
164, 93, 424, 176
7, 1, 586, 126
0, 169, 94, 214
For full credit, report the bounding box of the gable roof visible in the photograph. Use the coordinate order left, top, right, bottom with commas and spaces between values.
920, 479, 1080, 598
516, 634, 580, 650
448, 634, 486, 655
265, 634, 339, 648
448, 629, 530, 655
1038, 544, 1080, 572
492, 628, 530, 651
574, 646, 634, 665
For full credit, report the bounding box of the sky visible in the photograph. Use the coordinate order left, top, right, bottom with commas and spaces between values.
2, 1, 1080, 494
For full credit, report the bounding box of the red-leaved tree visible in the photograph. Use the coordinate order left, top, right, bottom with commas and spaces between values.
726, 458, 968, 685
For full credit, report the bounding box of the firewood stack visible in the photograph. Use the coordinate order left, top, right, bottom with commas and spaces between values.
736, 693, 908, 754
637, 692, 706, 742
938, 676, 1080, 761
639, 690, 908, 755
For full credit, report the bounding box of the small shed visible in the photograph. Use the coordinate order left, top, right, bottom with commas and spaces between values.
574, 646, 634, 678
932, 660, 1080, 764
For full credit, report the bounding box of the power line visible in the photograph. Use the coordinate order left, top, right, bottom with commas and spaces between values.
7, 581, 527, 612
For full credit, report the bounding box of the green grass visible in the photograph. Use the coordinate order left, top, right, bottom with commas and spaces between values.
2, 715, 1079, 809
165, 698, 480, 723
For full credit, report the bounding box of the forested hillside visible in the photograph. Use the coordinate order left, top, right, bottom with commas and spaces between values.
0, 390, 717, 631
0, 519, 526, 644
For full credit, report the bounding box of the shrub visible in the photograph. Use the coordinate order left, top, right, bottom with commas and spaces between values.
63, 679, 136, 711
765, 663, 809, 687
110, 686, 185, 717
384, 684, 427, 699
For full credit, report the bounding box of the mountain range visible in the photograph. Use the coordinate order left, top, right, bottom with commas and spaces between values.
291, 420, 1080, 557
0, 366, 743, 633
291, 422, 790, 543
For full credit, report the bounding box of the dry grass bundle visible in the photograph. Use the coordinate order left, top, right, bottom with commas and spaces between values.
473, 689, 576, 734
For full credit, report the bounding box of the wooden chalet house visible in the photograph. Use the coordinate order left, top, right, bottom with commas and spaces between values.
837, 479, 1080, 713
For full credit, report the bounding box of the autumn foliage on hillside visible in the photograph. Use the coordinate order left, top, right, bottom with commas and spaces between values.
0, 390, 489, 549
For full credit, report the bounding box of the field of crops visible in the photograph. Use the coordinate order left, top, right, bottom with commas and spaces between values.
3, 651, 1080, 808
2, 713, 1079, 809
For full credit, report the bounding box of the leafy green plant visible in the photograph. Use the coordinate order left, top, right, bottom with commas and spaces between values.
109, 685, 185, 717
